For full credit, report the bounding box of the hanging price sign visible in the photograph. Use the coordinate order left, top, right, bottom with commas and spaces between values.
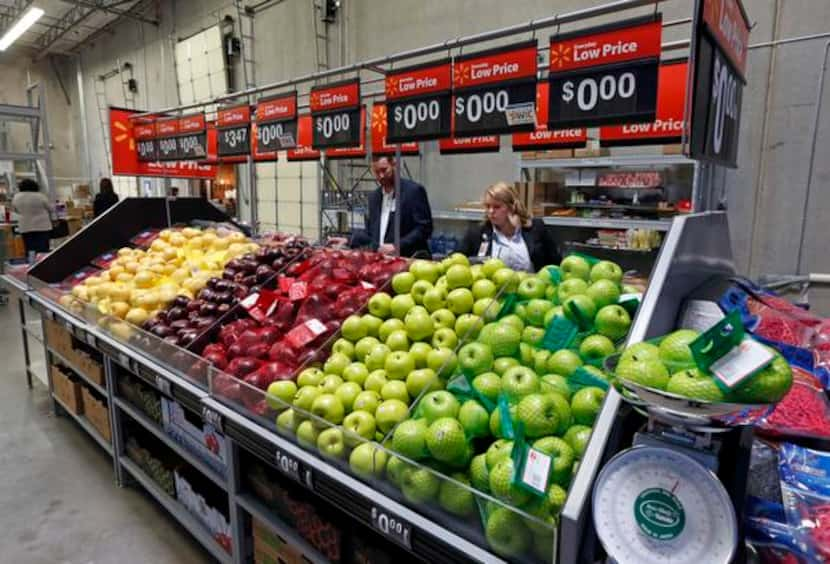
156, 118, 180, 160
548, 14, 662, 128
311, 79, 361, 149
134, 121, 157, 161
439, 135, 500, 155
256, 92, 298, 151
217, 104, 251, 156
286, 115, 321, 161
512, 82, 587, 150
326, 107, 367, 159
371, 104, 419, 156
601, 60, 688, 146
386, 59, 452, 142
177, 113, 207, 159
452, 40, 538, 136
689, 0, 750, 168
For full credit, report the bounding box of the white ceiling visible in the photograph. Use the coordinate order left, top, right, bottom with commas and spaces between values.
0, 0, 154, 58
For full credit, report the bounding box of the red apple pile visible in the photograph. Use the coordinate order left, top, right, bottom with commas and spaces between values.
141, 238, 312, 348
210, 248, 408, 415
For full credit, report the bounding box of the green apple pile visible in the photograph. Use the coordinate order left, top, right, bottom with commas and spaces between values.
615, 329, 793, 404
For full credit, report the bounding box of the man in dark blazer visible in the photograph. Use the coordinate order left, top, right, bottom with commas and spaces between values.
346, 156, 433, 258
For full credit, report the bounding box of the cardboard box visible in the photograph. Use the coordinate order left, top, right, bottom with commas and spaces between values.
253, 518, 308, 564
81, 387, 111, 443
45, 319, 74, 357
51, 365, 83, 414
162, 398, 228, 476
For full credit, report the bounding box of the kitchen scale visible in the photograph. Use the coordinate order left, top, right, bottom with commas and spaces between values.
592, 375, 768, 564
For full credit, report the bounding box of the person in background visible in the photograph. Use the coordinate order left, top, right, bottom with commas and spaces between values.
334, 156, 433, 257
93, 177, 119, 217
460, 181, 560, 272
12, 179, 53, 258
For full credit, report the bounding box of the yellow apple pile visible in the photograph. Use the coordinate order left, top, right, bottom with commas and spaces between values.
63, 226, 258, 326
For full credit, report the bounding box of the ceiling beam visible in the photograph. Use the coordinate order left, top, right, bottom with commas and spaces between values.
69, 1, 158, 26
0, 0, 34, 37
33, 3, 97, 58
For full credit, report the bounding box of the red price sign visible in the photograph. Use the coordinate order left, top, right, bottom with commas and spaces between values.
600, 60, 688, 146
286, 115, 321, 161
702, 0, 749, 78
256, 92, 298, 151
548, 15, 662, 128
439, 135, 500, 155
310, 79, 360, 113
386, 59, 453, 142
217, 104, 251, 158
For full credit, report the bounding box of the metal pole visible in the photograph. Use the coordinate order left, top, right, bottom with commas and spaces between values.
131, 0, 659, 117
394, 147, 401, 256
76, 55, 93, 186
795, 40, 830, 274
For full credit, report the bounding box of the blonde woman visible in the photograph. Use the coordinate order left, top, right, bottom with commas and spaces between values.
460, 182, 559, 271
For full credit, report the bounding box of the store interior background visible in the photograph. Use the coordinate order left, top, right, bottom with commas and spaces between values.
1, 0, 829, 307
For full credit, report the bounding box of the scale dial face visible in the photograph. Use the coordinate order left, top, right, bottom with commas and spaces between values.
593, 446, 737, 564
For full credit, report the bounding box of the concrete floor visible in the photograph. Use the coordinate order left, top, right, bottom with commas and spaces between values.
0, 299, 213, 563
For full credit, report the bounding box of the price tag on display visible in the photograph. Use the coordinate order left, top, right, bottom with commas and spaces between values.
285, 318, 327, 349
256, 92, 298, 151
85, 332, 96, 347
288, 281, 307, 301
177, 133, 207, 159
136, 139, 157, 161
310, 80, 361, 149
217, 105, 251, 157
118, 352, 131, 370
202, 405, 224, 433
548, 15, 662, 128
370, 506, 412, 549
274, 448, 314, 489
156, 118, 180, 160
452, 41, 538, 136
385, 59, 452, 142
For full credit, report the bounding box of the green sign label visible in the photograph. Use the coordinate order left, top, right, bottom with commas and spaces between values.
634, 487, 685, 541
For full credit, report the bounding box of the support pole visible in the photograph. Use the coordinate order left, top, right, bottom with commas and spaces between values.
393, 146, 401, 257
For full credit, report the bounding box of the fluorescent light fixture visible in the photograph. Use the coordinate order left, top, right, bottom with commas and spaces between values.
0, 7, 44, 51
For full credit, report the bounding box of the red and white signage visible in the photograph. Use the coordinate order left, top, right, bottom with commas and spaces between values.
256, 92, 297, 122
386, 60, 452, 100
702, 0, 750, 77
156, 118, 179, 136
371, 104, 419, 156
512, 82, 587, 150
600, 60, 688, 145
110, 108, 216, 178
178, 113, 206, 133
251, 122, 278, 162
439, 135, 500, 155
134, 121, 156, 139
549, 16, 662, 73
310, 79, 360, 113
453, 40, 537, 90
286, 115, 321, 161
218, 104, 250, 127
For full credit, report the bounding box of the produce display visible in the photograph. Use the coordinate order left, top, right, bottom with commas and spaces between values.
206, 248, 408, 410
59, 225, 260, 326
211, 252, 636, 562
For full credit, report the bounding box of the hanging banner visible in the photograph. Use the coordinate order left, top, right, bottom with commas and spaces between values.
452, 40, 538, 136
256, 91, 298, 151
134, 120, 157, 162
600, 60, 687, 146
311, 79, 362, 149
177, 113, 207, 160
689, 0, 750, 167
217, 104, 251, 157
548, 14, 662, 128
110, 108, 216, 178
156, 117, 180, 160
439, 135, 500, 155
286, 115, 321, 161
512, 82, 587, 150
385, 59, 453, 142
326, 107, 367, 160
371, 104, 419, 156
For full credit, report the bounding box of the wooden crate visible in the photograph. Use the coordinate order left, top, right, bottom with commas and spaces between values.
74, 351, 105, 388
51, 365, 83, 414
81, 387, 111, 443
44, 319, 74, 356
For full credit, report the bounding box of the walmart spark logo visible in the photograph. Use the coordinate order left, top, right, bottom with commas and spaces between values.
113, 120, 135, 151
550, 44, 572, 69
372, 105, 387, 135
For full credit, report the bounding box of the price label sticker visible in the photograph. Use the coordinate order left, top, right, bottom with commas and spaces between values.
62, 318, 74, 333
284, 318, 327, 349
155, 375, 172, 396
504, 101, 537, 127
711, 338, 775, 389
274, 448, 313, 489
118, 352, 131, 369
46, 310, 55, 321
520, 447, 552, 495
370, 507, 412, 549
85, 332, 96, 347
202, 406, 223, 432
288, 281, 308, 301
